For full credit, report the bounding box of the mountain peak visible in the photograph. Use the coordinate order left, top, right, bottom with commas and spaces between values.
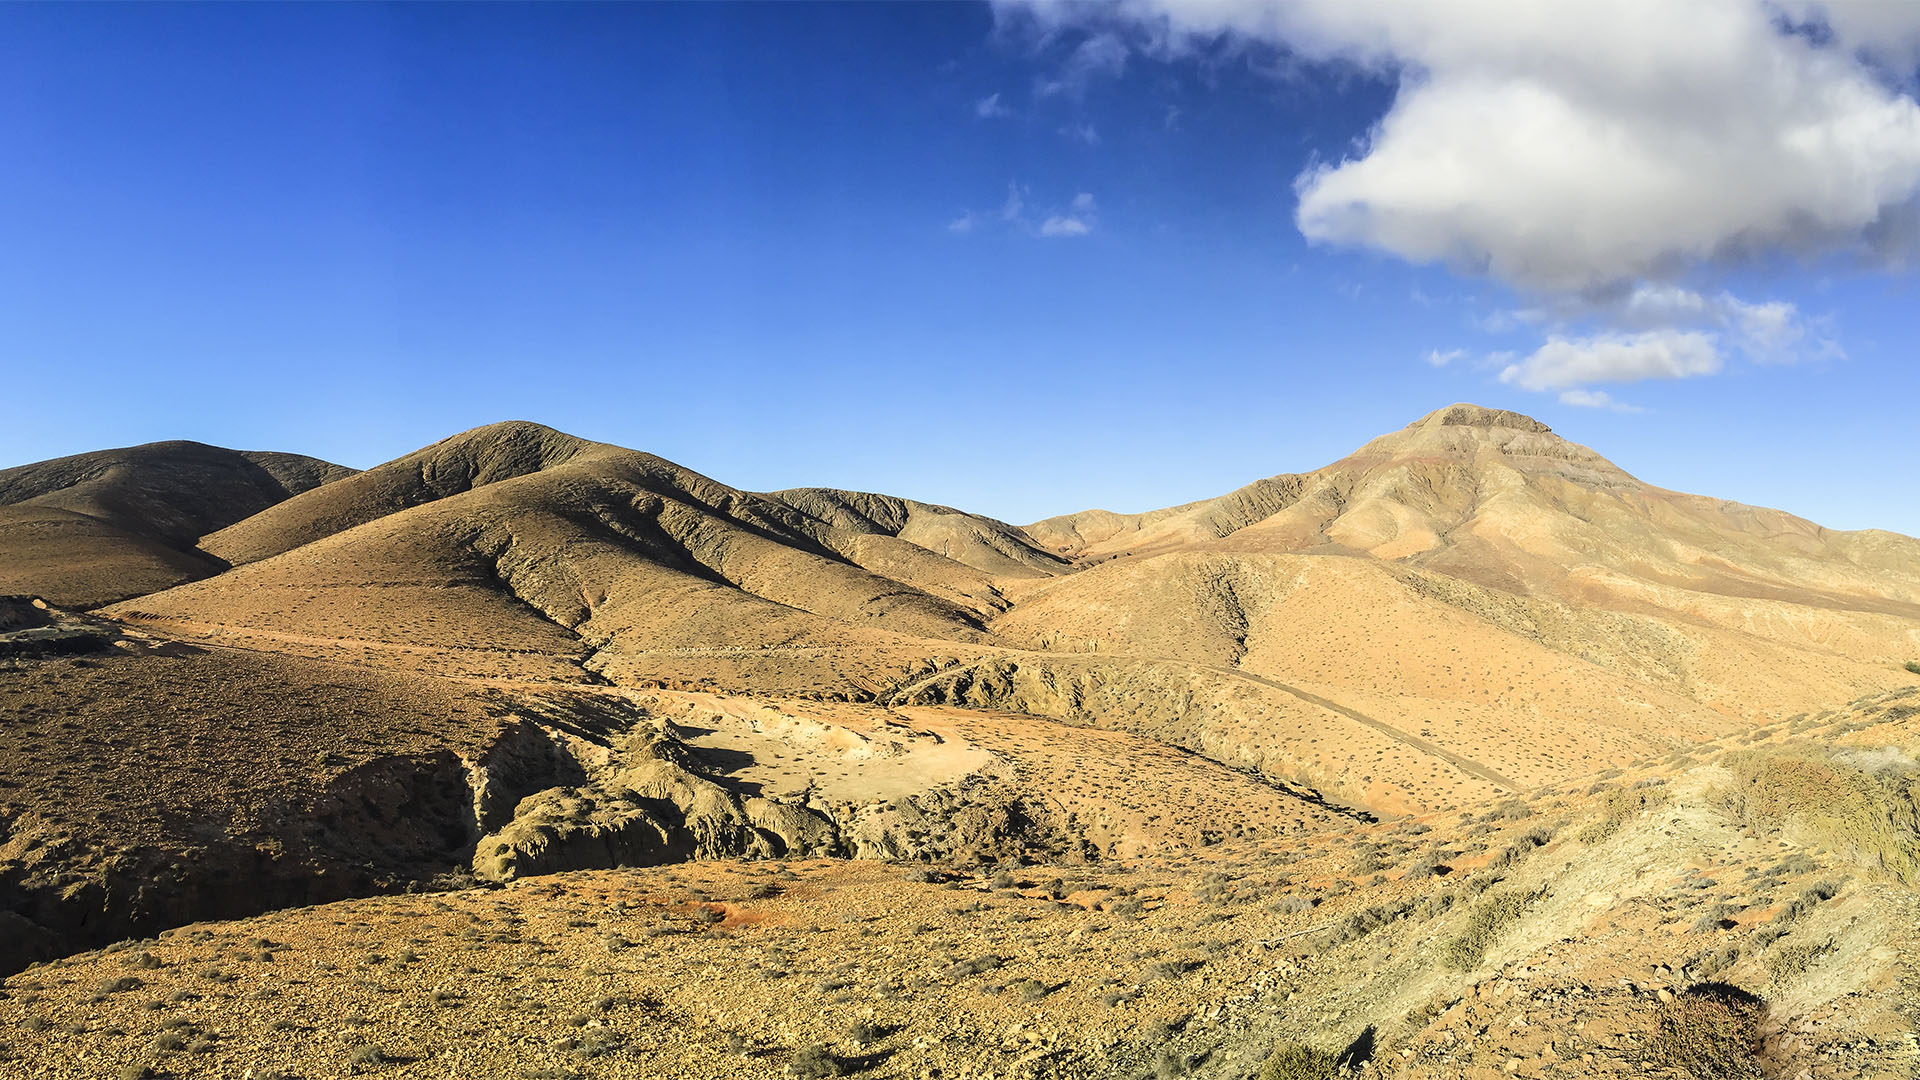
1411, 403, 1552, 434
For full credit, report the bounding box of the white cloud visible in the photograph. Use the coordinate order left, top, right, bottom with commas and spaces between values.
997, 0, 1920, 291
1060, 122, 1101, 145
1000, 182, 1027, 222
1041, 195, 1098, 236
1035, 31, 1129, 98
1488, 284, 1843, 366
1423, 347, 1464, 367
947, 185, 1096, 238
1498, 330, 1721, 392
1557, 388, 1643, 413
975, 92, 1011, 119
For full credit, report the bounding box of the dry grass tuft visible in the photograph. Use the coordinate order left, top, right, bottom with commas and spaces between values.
1256, 1043, 1341, 1080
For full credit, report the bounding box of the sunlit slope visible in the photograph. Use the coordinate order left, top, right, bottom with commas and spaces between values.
1017, 403, 1920, 715
111, 423, 1014, 690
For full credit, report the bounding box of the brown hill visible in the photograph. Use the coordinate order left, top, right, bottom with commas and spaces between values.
0, 440, 352, 606
1010, 403, 1920, 721
4, 406, 1919, 1079
768, 488, 1068, 578
112, 422, 1040, 693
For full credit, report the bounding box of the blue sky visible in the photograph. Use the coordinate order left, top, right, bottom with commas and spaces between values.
3, 2, 1917, 534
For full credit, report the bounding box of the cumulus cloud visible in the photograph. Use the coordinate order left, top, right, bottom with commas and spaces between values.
998, 0, 1920, 291
1497, 330, 1722, 392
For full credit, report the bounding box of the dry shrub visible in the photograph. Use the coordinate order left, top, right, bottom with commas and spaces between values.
1763, 938, 1834, 985
1439, 886, 1540, 971
1578, 783, 1670, 844
1642, 983, 1768, 1079
1719, 749, 1919, 883
1257, 1043, 1340, 1080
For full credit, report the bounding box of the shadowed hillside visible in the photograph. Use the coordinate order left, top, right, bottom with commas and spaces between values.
0, 441, 353, 606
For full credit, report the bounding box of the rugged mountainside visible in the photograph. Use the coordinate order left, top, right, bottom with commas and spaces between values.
0, 440, 354, 606
768, 488, 1070, 579
2, 405, 1918, 1080
45, 407, 1920, 814
1011, 404, 1920, 721
111, 421, 1022, 693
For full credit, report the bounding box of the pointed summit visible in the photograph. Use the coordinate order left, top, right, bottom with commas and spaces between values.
1347, 402, 1613, 478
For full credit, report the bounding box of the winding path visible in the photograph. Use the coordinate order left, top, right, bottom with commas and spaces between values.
880, 650, 1523, 794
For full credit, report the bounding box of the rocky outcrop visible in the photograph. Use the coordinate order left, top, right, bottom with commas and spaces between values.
467, 701, 1093, 882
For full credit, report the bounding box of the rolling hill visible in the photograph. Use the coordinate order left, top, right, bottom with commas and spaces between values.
0, 440, 353, 606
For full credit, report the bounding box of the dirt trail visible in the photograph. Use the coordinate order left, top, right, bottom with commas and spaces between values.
882, 649, 1523, 794
1204, 664, 1522, 792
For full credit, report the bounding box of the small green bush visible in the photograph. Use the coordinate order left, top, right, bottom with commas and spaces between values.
1257, 1043, 1341, 1080
1903, 660, 1920, 676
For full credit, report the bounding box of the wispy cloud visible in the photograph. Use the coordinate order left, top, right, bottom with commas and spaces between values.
1034, 31, 1127, 99
1469, 283, 1843, 399
1423, 348, 1465, 368
1039, 192, 1098, 238
946, 186, 1096, 239
1557, 388, 1644, 413
1059, 122, 1100, 145
974, 92, 1009, 119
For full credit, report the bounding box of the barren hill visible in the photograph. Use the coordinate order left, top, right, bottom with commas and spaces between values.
1010, 404, 1920, 723
768, 488, 1069, 579
110, 422, 1046, 694
0, 440, 353, 606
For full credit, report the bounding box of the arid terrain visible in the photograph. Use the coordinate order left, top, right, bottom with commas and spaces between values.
2, 404, 1917, 1079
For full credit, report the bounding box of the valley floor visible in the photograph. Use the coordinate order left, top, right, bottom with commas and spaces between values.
5, 700, 1918, 1080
